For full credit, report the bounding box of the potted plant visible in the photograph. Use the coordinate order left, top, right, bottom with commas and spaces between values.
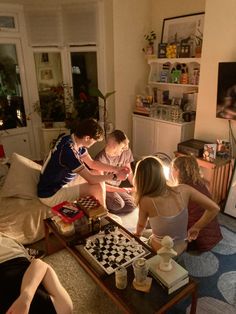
143, 30, 157, 55
193, 29, 203, 57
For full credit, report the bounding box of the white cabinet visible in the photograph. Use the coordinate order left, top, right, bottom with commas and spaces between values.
39, 127, 70, 159
132, 114, 195, 160
133, 115, 156, 157
1, 128, 31, 158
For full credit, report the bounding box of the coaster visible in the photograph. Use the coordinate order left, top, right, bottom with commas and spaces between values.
132, 277, 152, 293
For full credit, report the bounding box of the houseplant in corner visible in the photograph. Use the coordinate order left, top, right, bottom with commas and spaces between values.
143, 30, 157, 56
89, 87, 115, 139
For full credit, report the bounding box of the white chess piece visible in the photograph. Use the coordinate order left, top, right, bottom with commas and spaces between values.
157, 236, 177, 272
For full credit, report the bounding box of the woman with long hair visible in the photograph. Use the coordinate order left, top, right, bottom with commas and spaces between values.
133, 156, 220, 255
171, 155, 222, 251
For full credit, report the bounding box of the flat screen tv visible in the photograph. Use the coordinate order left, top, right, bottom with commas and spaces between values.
216, 62, 236, 120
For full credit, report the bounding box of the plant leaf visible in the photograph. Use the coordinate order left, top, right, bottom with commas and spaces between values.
89, 87, 105, 100
105, 91, 116, 99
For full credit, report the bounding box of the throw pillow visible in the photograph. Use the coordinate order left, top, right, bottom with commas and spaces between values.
0, 164, 9, 188
0, 153, 41, 199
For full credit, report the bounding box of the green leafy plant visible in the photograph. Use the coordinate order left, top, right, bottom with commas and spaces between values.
144, 30, 157, 46
89, 87, 116, 138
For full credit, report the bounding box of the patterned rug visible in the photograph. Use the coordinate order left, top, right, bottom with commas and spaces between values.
43, 214, 236, 314
171, 216, 236, 314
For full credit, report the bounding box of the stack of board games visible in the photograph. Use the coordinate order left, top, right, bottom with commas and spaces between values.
76, 195, 108, 218
146, 255, 189, 294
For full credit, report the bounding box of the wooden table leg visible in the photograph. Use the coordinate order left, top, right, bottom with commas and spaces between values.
44, 220, 51, 255
189, 284, 198, 314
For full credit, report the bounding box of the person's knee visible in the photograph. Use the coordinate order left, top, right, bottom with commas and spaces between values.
106, 195, 125, 212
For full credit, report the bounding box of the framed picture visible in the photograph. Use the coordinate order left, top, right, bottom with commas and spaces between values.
224, 161, 236, 218
40, 69, 53, 80
161, 12, 204, 45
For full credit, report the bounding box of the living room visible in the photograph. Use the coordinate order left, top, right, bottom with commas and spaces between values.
0, 0, 236, 313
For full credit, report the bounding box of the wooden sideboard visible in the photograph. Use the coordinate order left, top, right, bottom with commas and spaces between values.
175, 152, 234, 205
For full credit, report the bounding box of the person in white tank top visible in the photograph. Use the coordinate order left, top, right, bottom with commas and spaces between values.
133, 156, 220, 255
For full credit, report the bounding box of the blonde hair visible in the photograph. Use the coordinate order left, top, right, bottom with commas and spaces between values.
134, 156, 168, 204
172, 155, 203, 185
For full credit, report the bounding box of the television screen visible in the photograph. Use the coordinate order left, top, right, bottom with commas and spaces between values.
216, 62, 236, 120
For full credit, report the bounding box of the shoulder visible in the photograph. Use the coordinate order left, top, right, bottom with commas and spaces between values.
139, 196, 152, 207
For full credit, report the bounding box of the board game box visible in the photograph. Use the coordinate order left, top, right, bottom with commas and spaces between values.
83, 225, 148, 275
76, 195, 108, 218
51, 201, 84, 223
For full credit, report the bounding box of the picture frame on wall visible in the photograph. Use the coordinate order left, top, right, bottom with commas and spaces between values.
224, 161, 236, 218
161, 12, 205, 47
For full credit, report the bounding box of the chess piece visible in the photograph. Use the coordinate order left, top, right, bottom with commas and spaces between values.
157, 236, 177, 272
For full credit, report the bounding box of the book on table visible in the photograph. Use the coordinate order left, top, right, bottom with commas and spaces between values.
146, 255, 189, 294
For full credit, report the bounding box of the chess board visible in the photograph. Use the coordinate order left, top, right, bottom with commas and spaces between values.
76, 196, 107, 218
84, 227, 147, 275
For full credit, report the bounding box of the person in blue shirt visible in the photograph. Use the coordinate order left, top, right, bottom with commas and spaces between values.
38, 119, 129, 208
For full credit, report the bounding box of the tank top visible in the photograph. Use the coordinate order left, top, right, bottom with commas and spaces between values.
149, 193, 188, 243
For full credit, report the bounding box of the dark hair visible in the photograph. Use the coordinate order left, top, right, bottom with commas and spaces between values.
108, 130, 127, 143
74, 118, 104, 141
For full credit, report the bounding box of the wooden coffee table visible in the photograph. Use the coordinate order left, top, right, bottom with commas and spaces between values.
44, 217, 197, 314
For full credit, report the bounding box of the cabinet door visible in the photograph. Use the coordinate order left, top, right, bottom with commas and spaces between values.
132, 116, 155, 159
155, 122, 182, 158
1, 129, 31, 158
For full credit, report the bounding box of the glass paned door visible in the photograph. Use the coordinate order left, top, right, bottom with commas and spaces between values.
0, 43, 26, 130
34, 52, 65, 124
70, 51, 99, 120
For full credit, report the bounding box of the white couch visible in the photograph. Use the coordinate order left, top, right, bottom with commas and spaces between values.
0, 153, 51, 244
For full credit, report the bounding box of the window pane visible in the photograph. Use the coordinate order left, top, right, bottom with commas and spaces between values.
34, 52, 65, 122
71, 51, 99, 120
0, 16, 15, 29
0, 44, 26, 130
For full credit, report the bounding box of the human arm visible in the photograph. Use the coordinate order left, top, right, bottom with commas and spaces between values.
82, 153, 130, 174
134, 197, 149, 237
78, 165, 128, 185
125, 163, 134, 186
106, 184, 133, 193
186, 185, 220, 241
6, 259, 73, 314
6, 259, 48, 314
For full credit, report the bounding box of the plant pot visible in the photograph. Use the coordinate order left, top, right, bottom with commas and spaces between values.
145, 45, 154, 56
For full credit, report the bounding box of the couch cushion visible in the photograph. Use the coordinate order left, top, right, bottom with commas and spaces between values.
0, 164, 8, 188
0, 153, 41, 199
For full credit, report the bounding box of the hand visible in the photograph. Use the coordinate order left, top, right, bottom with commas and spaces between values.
120, 166, 130, 175
122, 187, 134, 194
116, 169, 129, 181
187, 226, 200, 242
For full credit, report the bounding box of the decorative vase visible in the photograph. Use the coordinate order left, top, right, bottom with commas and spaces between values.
195, 45, 202, 58
146, 44, 154, 56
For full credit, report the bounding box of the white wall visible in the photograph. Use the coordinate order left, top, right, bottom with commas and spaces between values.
112, 0, 152, 140
195, 0, 236, 150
